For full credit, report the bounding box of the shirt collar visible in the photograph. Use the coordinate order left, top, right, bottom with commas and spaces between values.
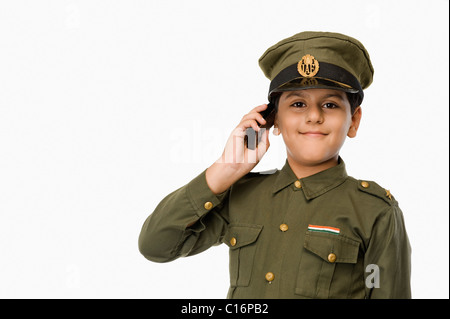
272, 157, 348, 200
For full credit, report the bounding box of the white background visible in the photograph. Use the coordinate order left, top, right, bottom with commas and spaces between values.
0, 0, 448, 299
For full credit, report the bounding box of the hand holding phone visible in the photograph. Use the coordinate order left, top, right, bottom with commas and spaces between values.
206, 103, 273, 194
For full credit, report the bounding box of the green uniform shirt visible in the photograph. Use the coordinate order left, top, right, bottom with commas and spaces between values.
139, 158, 411, 298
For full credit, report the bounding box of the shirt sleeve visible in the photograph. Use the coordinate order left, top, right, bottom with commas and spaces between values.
364, 204, 412, 298
138, 170, 230, 263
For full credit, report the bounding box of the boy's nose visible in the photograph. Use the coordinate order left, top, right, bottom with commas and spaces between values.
305, 105, 324, 124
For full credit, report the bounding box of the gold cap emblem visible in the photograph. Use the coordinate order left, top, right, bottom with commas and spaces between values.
297, 54, 319, 78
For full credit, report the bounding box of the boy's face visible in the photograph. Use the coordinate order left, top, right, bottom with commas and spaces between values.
275, 88, 361, 167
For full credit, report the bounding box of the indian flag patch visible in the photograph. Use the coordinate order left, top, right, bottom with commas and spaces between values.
308, 224, 340, 235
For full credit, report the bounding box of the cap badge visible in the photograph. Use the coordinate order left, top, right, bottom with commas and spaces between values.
298, 54, 319, 78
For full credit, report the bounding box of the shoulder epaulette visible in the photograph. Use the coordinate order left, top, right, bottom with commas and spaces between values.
357, 179, 397, 206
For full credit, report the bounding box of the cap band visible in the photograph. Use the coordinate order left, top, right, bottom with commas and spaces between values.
269, 61, 364, 102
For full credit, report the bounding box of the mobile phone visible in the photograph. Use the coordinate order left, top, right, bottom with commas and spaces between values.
245, 102, 275, 150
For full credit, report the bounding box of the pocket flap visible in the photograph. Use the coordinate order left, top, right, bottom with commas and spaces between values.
224, 223, 263, 249
304, 231, 360, 263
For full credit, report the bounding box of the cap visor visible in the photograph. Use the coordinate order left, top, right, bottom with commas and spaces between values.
270, 77, 359, 95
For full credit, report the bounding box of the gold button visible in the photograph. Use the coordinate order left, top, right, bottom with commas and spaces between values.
328, 253, 337, 263
361, 181, 369, 188
265, 272, 275, 282
294, 180, 302, 188
204, 201, 213, 210
279, 224, 289, 232
230, 237, 237, 246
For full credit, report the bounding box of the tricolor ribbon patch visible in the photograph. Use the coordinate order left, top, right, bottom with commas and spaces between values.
308, 224, 340, 235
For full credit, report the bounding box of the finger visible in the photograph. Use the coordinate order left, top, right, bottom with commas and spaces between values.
257, 128, 271, 159
259, 127, 270, 149
237, 119, 260, 132
248, 103, 268, 114
241, 112, 266, 126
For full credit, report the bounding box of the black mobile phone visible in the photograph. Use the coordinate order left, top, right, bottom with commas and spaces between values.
245, 102, 275, 150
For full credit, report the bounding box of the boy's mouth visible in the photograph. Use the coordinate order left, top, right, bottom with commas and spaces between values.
300, 131, 328, 137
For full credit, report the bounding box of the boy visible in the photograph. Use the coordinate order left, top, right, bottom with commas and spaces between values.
138, 31, 411, 298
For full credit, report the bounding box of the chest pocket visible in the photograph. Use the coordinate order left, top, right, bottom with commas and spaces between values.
224, 223, 263, 287
295, 231, 360, 298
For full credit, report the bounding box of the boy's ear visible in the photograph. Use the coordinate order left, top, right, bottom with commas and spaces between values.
272, 114, 281, 135
347, 106, 362, 138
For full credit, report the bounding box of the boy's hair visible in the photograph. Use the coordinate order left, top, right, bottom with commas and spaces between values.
272, 92, 360, 115
346, 93, 361, 115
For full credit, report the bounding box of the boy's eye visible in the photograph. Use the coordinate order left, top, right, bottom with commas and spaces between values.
291, 102, 306, 108
323, 102, 338, 109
